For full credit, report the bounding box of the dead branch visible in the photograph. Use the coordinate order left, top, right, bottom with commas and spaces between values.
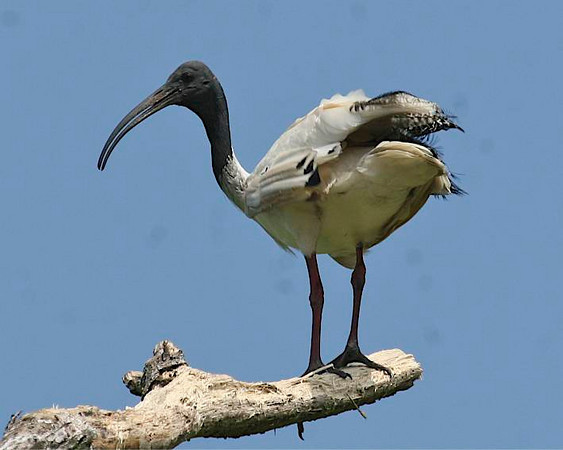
1, 341, 422, 449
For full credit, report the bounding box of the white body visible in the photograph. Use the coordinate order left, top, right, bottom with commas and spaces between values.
222, 90, 453, 268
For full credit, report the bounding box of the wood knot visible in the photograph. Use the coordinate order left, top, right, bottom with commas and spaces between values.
123, 340, 189, 397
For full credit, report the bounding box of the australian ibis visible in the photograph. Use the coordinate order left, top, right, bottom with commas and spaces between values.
98, 61, 463, 377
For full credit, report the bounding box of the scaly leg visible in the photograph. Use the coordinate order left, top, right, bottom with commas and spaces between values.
301, 254, 349, 378
301, 254, 325, 375
331, 245, 392, 377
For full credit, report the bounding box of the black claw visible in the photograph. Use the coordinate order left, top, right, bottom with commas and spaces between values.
301, 361, 352, 379
301, 359, 324, 377
331, 344, 393, 377
297, 422, 305, 440
324, 366, 352, 379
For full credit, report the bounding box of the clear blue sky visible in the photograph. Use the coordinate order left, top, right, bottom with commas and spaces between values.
1, 1, 562, 448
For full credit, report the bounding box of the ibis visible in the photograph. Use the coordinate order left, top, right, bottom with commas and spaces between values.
98, 61, 463, 377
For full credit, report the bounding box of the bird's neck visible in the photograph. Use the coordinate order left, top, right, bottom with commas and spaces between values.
198, 90, 232, 181
198, 87, 249, 211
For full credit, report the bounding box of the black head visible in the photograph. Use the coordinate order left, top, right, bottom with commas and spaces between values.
165, 61, 220, 112
98, 60, 220, 170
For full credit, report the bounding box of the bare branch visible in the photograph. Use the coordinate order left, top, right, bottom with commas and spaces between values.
1, 341, 422, 449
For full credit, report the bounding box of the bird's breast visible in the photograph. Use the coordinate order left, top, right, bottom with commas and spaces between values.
252, 141, 446, 260
254, 183, 429, 258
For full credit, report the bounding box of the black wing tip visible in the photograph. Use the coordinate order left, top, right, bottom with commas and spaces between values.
305, 168, 321, 187
451, 183, 467, 196
450, 175, 467, 196
432, 177, 467, 199
447, 118, 465, 133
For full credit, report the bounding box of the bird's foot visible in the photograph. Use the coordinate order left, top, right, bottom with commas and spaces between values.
330, 344, 393, 377
301, 360, 351, 379
300, 359, 324, 377
322, 366, 352, 379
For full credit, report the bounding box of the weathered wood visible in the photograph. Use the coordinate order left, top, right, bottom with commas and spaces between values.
1, 341, 422, 449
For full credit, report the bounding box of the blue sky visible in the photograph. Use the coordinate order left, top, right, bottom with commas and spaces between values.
1, 1, 562, 448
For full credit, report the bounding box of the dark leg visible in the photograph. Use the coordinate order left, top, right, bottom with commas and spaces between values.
330, 245, 392, 376
298, 255, 325, 441
301, 254, 325, 375
301, 254, 349, 378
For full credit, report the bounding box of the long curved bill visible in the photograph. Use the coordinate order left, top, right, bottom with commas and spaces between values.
98, 83, 179, 170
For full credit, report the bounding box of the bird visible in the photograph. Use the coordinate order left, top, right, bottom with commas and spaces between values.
98, 60, 463, 377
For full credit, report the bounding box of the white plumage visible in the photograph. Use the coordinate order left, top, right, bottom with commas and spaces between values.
99, 61, 463, 376
243, 89, 456, 268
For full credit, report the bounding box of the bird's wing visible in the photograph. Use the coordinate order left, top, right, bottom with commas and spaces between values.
327, 140, 452, 268
245, 90, 460, 217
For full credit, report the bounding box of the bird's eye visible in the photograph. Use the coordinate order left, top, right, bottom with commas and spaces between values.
182, 72, 192, 82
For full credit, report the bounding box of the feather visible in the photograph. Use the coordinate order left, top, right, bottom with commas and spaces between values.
245, 89, 461, 218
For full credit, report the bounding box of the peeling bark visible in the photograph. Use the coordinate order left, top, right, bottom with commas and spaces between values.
1, 341, 422, 449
